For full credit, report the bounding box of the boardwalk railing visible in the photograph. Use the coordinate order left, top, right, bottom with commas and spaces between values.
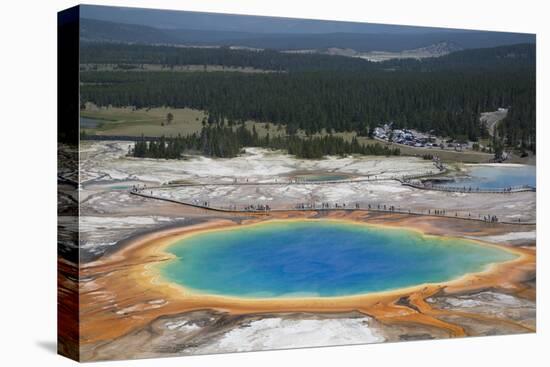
130, 191, 535, 225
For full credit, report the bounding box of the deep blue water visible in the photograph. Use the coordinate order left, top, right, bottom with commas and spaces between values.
440, 165, 536, 189
159, 221, 515, 298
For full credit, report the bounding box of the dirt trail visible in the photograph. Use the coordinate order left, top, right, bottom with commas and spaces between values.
481, 109, 508, 137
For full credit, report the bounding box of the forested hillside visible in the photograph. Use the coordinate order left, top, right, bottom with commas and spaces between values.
385, 43, 535, 71
80, 69, 533, 142
499, 96, 536, 153
80, 42, 535, 72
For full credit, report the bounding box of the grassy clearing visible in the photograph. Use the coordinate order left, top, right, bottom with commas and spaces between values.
81, 105, 291, 138
81, 106, 206, 137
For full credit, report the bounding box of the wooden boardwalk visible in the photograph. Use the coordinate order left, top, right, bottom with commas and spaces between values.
130, 191, 535, 226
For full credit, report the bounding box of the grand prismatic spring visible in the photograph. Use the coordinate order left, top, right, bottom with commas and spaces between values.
159, 220, 517, 298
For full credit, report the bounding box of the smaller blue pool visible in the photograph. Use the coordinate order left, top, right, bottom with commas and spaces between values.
439, 165, 535, 190
110, 185, 131, 190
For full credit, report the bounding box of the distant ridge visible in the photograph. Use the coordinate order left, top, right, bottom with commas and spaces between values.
79, 4, 487, 35
80, 18, 535, 53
